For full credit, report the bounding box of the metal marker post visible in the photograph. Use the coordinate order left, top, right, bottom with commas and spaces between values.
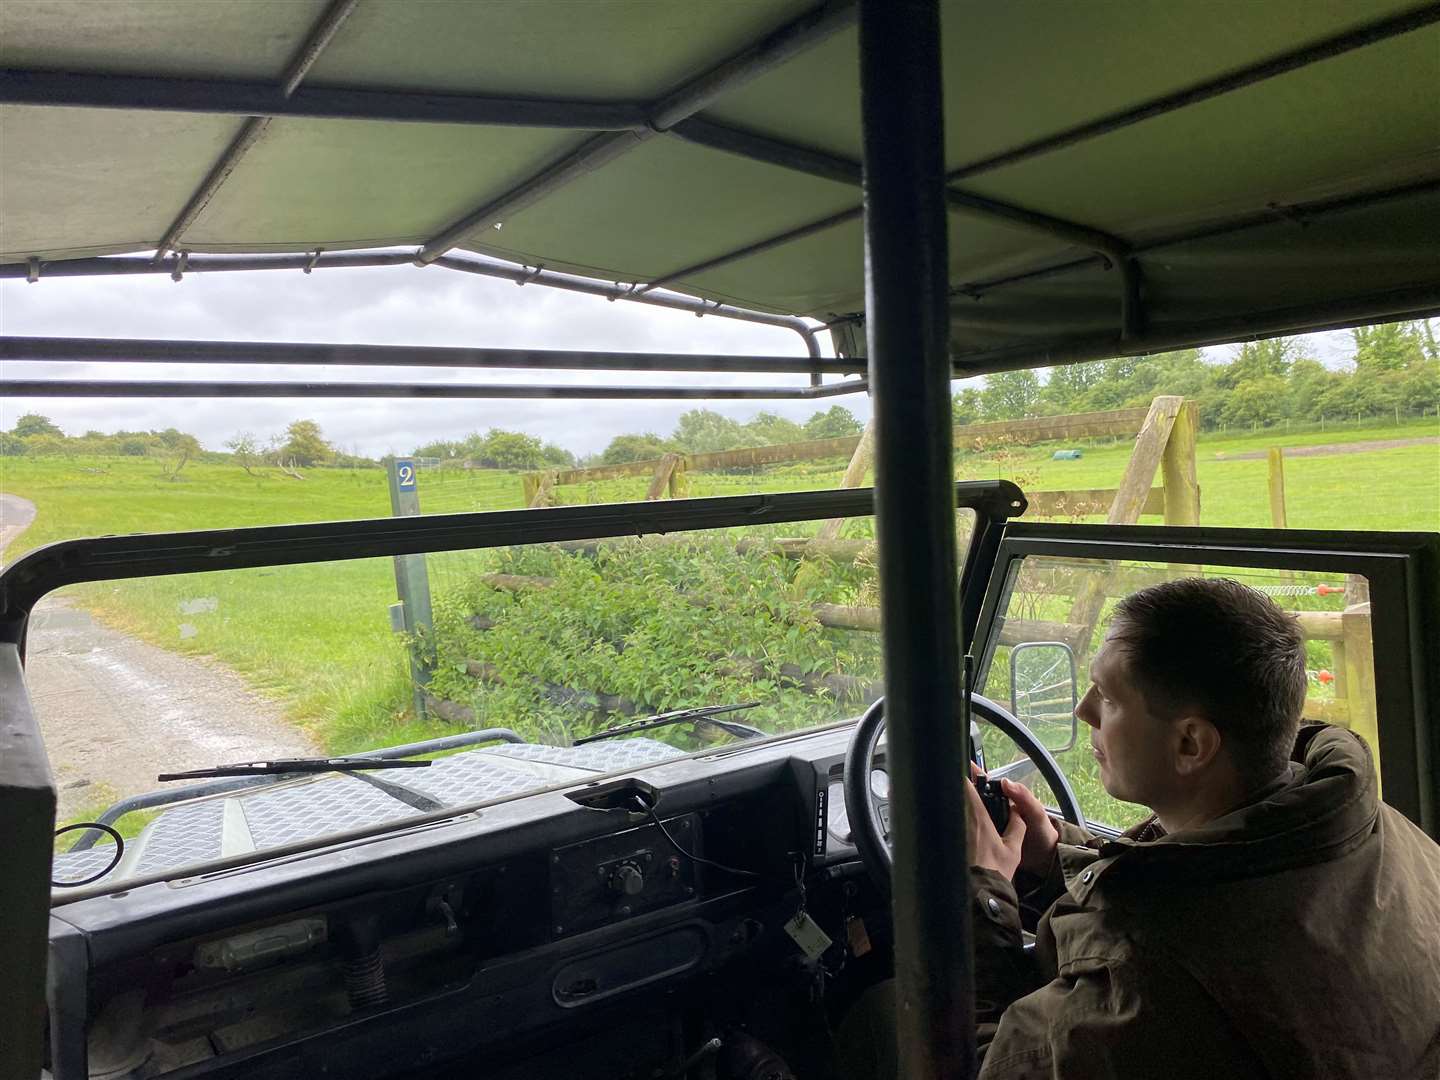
387, 458, 435, 719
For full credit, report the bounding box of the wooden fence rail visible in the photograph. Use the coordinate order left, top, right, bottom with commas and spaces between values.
522, 404, 1159, 506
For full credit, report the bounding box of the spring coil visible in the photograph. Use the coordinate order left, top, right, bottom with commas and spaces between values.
343, 949, 388, 1010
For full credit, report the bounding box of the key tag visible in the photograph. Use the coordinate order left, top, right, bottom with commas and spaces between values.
845, 915, 872, 958
784, 853, 831, 961
785, 910, 833, 961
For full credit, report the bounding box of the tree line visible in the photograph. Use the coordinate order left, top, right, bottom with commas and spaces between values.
6, 322, 1433, 470
412, 405, 865, 469
956, 321, 1438, 430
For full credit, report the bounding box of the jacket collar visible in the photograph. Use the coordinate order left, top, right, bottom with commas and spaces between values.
1093, 724, 1379, 886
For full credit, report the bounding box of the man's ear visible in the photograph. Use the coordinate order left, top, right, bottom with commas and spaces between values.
1172, 715, 1223, 776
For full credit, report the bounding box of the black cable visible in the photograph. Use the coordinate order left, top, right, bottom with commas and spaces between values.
52, 821, 124, 887
632, 795, 764, 880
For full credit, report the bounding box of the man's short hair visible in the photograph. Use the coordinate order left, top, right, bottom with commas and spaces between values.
1107, 577, 1307, 785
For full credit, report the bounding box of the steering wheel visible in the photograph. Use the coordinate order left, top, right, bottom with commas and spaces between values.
842, 693, 1085, 894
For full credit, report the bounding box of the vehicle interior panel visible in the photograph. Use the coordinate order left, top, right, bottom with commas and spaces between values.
2, 2, 1438, 1077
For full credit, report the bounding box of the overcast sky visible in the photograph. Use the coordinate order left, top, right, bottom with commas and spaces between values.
0, 264, 1356, 458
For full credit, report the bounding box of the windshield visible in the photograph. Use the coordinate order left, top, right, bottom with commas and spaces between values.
35, 505, 977, 892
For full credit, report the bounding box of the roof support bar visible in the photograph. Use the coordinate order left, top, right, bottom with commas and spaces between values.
0, 336, 861, 375
0, 73, 648, 131
858, 1, 974, 1077
949, 282, 1440, 378
0, 249, 823, 356
152, 0, 358, 261
432, 254, 823, 356
938, 175, 1440, 307
946, 1, 1440, 181
809, 174, 1440, 331
0, 379, 867, 401
414, 0, 857, 262
661, 117, 1143, 336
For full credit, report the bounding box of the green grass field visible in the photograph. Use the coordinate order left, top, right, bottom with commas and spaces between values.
3, 417, 1436, 768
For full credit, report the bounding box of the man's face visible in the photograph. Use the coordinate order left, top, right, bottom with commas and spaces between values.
1074, 638, 1177, 807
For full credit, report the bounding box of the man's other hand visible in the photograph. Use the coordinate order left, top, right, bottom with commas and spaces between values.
1001, 778, 1059, 878
964, 768, 1027, 878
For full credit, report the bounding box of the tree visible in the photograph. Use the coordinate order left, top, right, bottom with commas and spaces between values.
473, 429, 546, 470
671, 409, 744, 454
1352, 322, 1422, 374
1221, 375, 1288, 428
803, 405, 862, 440
414, 439, 465, 460
280, 419, 332, 467
980, 369, 1040, 420
540, 442, 576, 468
225, 432, 264, 475
601, 433, 672, 464
0, 432, 27, 456
742, 411, 804, 446
13, 413, 61, 438
1040, 361, 1104, 413
951, 387, 983, 426
1222, 338, 1299, 388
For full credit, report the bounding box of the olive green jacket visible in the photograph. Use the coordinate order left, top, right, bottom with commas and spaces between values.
971, 724, 1440, 1079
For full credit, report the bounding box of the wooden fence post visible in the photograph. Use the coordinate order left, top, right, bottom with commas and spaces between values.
528, 470, 557, 508
816, 419, 876, 541
668, 455, 688, 498
1161, 400, 1200, 526
1067, 396, 1185, 644
1341, 602, 1379, 787
645, 453, 682, 500
1267, 447, 1287, 528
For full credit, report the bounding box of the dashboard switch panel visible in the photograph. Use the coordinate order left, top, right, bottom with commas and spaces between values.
551, 815, 699, 936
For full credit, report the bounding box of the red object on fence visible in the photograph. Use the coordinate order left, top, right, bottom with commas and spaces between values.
1315, 584, 1345, 597
1315, 669, 1335, 686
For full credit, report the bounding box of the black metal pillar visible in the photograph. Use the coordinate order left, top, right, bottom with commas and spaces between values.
859, 1, 975, 1077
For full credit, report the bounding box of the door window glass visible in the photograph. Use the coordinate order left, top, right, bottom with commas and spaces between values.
977, 555, 1376, 830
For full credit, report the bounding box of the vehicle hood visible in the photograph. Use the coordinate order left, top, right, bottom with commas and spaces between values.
52, 738, 685, 890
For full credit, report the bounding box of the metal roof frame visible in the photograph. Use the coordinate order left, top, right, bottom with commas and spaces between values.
1, 0, 1434, 401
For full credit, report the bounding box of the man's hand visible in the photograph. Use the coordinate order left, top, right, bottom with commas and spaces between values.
964, 768, 1026, 878
1001, 777, 1059, 878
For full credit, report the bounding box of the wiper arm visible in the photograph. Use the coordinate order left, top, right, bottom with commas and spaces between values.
158, 756, 433, 782
574, 702, 765, 746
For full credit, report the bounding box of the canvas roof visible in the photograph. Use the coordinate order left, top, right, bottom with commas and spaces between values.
1, 0, 1437, 371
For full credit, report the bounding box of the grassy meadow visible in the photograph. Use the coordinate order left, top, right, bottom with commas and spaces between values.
3, 416, 1436, 773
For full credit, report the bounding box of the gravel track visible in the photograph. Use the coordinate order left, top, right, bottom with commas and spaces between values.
2, 494, 317, 819
1215, 435, 1438, 461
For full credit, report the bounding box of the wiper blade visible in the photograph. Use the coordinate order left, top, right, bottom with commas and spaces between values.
574, 702, 764, 746
158, 756, 433, 781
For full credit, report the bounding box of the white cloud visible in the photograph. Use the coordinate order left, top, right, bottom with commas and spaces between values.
0, 263, 862, 456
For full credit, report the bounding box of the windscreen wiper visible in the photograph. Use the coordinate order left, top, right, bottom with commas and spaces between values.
158, 756, 433, 781
574, 702, 765, 745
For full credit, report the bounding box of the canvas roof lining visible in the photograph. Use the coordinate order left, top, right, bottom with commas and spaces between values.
1, 0, 1437, 388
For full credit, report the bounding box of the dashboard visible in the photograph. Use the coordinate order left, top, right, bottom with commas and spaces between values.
44, 723, 887, 1079
823, 766, 890, 849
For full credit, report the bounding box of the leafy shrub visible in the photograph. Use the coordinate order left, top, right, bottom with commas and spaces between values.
427, 536, 883, 746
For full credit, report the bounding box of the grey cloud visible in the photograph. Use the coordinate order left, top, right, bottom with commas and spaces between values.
1, 265, 859, 456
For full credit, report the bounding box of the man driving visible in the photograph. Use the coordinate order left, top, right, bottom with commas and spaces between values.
960, 577, 1440, 1078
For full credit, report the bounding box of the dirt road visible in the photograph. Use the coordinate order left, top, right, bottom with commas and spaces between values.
1215, 435, 1438, 461
0, 492, 37, 560
2, 495, 317, 819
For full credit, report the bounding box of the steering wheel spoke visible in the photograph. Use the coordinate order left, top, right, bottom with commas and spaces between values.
842, 693, 1084, 894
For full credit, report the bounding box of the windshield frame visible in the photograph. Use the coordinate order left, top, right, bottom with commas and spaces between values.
11, 481, 1024, 903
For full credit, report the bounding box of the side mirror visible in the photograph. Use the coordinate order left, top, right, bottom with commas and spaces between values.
1009, 641, 1079, 753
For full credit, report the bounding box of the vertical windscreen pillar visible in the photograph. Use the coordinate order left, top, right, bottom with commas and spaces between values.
859, 2, 976, 1078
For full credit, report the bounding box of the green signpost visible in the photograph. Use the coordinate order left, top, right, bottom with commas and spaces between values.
387, 458, 435, 719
